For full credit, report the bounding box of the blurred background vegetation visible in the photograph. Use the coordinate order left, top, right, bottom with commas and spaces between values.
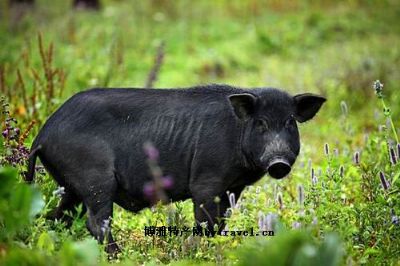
0, 0, 400, 265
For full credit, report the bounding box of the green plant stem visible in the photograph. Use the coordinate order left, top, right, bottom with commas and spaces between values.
380, 98, 399, 143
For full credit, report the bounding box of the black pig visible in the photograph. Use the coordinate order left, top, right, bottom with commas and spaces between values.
25, 84, 325, 254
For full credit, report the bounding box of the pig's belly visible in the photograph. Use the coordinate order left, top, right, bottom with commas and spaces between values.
113, 186, 151, 212
113, 179, 192, 212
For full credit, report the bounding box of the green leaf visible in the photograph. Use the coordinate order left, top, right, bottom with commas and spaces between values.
0, 166, 44, 239
0, 167, 18, 197
29, 186, 45, 218
37, 232, 55, 253
60, 239, 100, 266
391, 171, 400, 185
316, 233, 344, 266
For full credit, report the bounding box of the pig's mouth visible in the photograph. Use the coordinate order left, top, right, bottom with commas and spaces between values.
266, 157, 292, 179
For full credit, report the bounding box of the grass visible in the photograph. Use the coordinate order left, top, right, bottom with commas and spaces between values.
1, 0, 400, 265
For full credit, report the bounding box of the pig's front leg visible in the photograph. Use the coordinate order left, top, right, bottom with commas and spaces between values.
191, 180, 244, 234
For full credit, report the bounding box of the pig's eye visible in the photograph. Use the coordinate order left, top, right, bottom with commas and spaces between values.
285, 117, 296, 129
255, 119, 268, 132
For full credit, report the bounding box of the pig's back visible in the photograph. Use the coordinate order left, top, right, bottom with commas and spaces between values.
33, 85, 245, 151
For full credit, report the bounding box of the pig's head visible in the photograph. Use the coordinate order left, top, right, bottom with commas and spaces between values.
229, 89, 326, 179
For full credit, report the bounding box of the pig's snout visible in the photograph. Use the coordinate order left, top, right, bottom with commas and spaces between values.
267, 158, 291, 179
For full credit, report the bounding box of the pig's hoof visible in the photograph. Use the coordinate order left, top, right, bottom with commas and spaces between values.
106, 242, 121, 259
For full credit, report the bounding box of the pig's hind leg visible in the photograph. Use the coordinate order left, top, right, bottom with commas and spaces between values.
43, 140, 120, 255
80, 173, 120, 256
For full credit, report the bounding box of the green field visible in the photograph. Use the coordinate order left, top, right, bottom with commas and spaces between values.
1, 0, 400, 265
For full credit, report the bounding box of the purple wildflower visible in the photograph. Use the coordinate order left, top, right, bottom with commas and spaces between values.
324, 143, 329, 156
311, 168, 318, 185
312, 217, 318, 226
389, 146, 397, 165
397, 143, 400, 158
340, 101, 348, 116
373, 80, 384, 96
339, 165, 344, 178
228, 192, 236, 209
142, 142, 175, 204
143, 182, 155, 198
392, 216, 399, 226
52, 186, 65, 197
379, 171, 390, 191
162, 175, 174, 189
334, 148, 339, 157
1, 99, 34, 167
292, 221, 301, 229
258, 212, 265, 231
143, 141, 159, 161
391, 210, 399, 226
101, 219, 110, 235
297, 184, 304, 206
265, 213, 277, 231
353, 151, 360, 165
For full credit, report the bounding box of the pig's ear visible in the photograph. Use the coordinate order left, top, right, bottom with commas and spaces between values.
228, 93, 257, 121
293, 93, 326, 123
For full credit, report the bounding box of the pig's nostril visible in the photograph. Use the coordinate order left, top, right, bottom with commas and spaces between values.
267, 159, 291, 179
